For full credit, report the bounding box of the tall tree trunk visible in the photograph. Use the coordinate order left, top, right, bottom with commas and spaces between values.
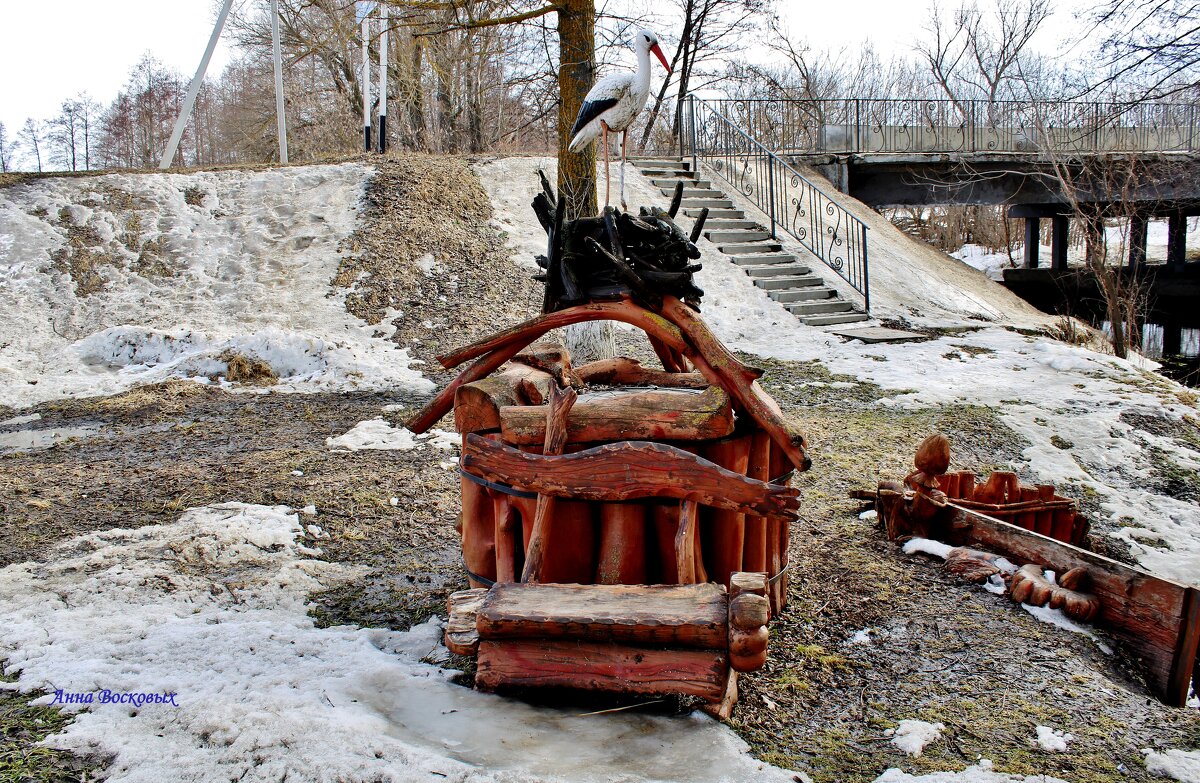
556, 0, 597, 220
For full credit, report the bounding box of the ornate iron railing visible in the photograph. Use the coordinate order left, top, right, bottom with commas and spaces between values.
683, 96, 870, 311
700, 98, 1200, 155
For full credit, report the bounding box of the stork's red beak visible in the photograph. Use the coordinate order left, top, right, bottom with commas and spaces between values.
650, 43, 670, 73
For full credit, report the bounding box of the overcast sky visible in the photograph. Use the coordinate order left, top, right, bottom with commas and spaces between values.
0, 0, 1092, 164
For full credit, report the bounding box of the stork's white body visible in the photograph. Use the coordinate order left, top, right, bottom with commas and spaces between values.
568, 29, 668, 210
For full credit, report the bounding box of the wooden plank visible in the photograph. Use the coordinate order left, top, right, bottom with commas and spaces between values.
574, 357, 709, 389
462, 435, 801, 521
499, 386, 735, 446
743, 432, 771, 573
650, 503, 680, 584
477, 581, 729, 648
475, 639, 729, 701
493, 494, 516, 583
460, 468, 496, 588
596, 503, 648, 585
948, 504, 1199, 706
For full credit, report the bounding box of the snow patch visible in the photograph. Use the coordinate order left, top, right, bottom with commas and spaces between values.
888, 720, 945, 757
1144, 748, 1200, 783
0, 413, 41, 427
1021, 603, 1113, 654
327, 419, 419, 451
902, 538, 954, 560
0, 503, 804, 783
874, 759, 1068, 782
1033, 726, 1072, 752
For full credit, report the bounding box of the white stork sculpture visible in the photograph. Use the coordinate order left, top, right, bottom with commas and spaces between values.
568, 28, 671, 211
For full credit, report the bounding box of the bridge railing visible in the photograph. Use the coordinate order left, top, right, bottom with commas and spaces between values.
683, 95, 870, 311
702, 98, 1199, 155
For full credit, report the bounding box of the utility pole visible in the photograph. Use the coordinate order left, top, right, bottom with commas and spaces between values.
378, 4, 388, 154
271, 0, 289, 164
160, 0, 234, 169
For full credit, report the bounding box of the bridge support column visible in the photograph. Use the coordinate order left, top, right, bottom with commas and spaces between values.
1129, 213, 1148, 269
1163, 319, 1183, 357
1023, 217, 1041, 268
1051, 215, 1069, 271
1168, 212, 1187, 271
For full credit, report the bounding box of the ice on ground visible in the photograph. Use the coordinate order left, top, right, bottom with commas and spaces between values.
326, 418, 419, 451
1021, 603, 1113, 654
983, 575, 1007, 595
0, 502, 803, 783
1145, 748, 1200, 783
888, 720, 945, 757
0, 164, 432, 409
0, 423, 103, 453
902, 538, 954, 560
874, 759, 1069, 782
0, 413, 41, 426
1033, 726, 1072, 752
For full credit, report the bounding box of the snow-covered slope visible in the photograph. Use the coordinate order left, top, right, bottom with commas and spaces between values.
0, 165, 431, 409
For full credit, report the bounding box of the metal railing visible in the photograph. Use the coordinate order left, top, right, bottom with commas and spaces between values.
700, 98, 1200, 155
684, 95, 870, 311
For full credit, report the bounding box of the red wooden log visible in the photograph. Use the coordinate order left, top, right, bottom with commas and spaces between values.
522, 385, 578, 583
461, 471, 496, 588
461, 435, 801, 520
475, 639, 729, 701
596, 503, 649, 585
703, 435, 751, 588
1035, 484, 1055, 536
743, 432, 771, 573
676, 500, 699, 584
494, 494, 516, 583
650, 503, 679, 584
537, 500, 598, 584
574, 356, 709, 388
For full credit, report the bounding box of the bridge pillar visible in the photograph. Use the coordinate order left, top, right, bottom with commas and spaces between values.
1163, 319, 1183, 357
1051, 215, 1069, 270
1128, 213, 1149, 269
1023, 217, 1041, 268
1168, 212, 1188, 271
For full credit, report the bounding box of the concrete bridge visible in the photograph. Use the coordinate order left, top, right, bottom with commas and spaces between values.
697, 98, 1200, 273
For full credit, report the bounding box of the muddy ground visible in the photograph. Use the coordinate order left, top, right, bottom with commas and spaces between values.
2, 156, 1198, 783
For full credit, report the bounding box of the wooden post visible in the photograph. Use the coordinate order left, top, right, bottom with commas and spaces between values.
743, 432, 771, 573
494, 494, 516, 583
675, 499, 699, 584
461, 437, 496, 587
702, 435, 752, 588
596, 504, 648, 585
521, 385, 578, 583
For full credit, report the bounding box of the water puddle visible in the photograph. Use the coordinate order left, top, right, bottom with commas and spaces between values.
0, 424, 103, 453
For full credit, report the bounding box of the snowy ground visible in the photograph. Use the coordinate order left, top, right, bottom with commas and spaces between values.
0, 164, 431, 411
1, 158, 1198, 783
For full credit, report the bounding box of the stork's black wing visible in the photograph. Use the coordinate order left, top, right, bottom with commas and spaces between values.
570, 97, 620, 138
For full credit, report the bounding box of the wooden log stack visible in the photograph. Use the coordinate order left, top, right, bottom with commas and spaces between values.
407, 178, 813, 717
865, 434, 1200, 708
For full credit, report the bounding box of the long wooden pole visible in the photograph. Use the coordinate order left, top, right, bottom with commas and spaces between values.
521, 385, 578, 583
159, 0, 233, 169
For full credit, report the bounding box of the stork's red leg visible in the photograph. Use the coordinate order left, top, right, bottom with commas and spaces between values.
620, 130, 629, 211
601, 121, 611, 209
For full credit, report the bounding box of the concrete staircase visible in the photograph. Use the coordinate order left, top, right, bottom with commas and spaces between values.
633, 158, 869, 327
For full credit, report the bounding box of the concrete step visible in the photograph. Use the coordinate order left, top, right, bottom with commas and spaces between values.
681, 198, 735, 210
742, 264, 812, 278
718, 241, 783, 254
684, 208, 744, 219
663, 188, 726, 199
632, 159, 687, 171
704, 219, 761, 231
801, 311, 872, 326
754, 277, 833, 293
639, 168, 695, 179
707, 230, 772, 244
764, 277, 828, 294
731, 253, 797, 266
651, 178, 708, 189
784, 299, 855, 315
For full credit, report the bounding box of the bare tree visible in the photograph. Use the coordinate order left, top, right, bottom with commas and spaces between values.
917, 0, 1052, 109
1086, 0, 1200, 100
0, 122, 15, 173
17, 119, 44, 173
49, 99, 82, 172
